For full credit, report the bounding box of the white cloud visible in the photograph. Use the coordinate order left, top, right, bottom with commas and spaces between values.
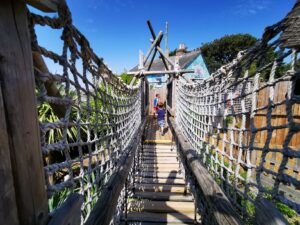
234, 0, 270, 16
87, 0, 134, 13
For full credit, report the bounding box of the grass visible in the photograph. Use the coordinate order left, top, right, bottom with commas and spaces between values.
48, 188, 72, 212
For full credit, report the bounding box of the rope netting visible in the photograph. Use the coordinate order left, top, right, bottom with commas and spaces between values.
176, 3, 300, 222
28, 1, 143, 221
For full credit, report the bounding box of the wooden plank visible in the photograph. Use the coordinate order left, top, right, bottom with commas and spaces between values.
169, 117, 242, 225
255, 198, 289, 225
128, 200, 194, 213
142, 152, 177, 157
139, 172, 184, 179
138, 178, 185, 185
48, 193, 83, 225
0, 84, 20, 225
126, 212, 196, 224
141, 163, 179, 168
143, 144, 174, 149
25, 0, 58, 12
135, 184, 188, 193
141, 168, 180, 173
143, 159, 178, 163
142, 150, 176, 154
133, 192, 194, 202
0, 1, 48, 224
144, 140, 174, 144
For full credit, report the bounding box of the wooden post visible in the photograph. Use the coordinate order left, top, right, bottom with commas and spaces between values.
0, 0, 48, 224
0, 85, 20, 225
147, 20, 169, 70
138, 50, 144, 70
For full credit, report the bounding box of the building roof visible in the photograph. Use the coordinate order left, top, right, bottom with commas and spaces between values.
130, 50, 201, 72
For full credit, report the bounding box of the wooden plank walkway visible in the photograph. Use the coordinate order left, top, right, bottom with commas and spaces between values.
143, 116, 174, 144
123, 117, 200, 224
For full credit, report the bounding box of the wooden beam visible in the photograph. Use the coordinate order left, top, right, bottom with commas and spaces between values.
144, 31, 163, 65
129, 76, 137, 87
48, 193, 83, 225
147, 20, 169, 70
156, 46, 175, 67
25, 0, 58, 12
33, 52, 66, 118
168, 118, 243, 225
255, 198, 289, 225
128, 69, 194, 76
138, 50, 144, 69
147, 48, 158, 71
166, 105, 175, 117
0, 0, 48, 224
0, 85, 20, 225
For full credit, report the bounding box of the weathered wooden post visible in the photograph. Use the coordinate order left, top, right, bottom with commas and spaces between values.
0, 0, 48, 224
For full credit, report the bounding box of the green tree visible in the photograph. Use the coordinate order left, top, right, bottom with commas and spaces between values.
200, 34, 258, 73
119, 73, 134, 85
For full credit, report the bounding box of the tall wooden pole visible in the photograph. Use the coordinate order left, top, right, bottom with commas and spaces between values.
0, 0, 48, 224
147, 20, 169, 70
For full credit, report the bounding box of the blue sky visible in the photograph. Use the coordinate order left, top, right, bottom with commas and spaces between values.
33, 0, 296, 74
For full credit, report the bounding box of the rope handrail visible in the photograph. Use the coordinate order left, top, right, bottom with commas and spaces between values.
176, 1, 300, 222
28, 1, 144, 222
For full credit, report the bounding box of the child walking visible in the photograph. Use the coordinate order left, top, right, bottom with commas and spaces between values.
156, 102, 165, 135
153, 94, 160, 116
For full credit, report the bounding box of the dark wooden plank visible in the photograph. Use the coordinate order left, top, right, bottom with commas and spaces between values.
0, 0, 48, 224
0, 84, 20, 225
255, 198, 289, 225
169, 117, 242, 225
133, 192, 194, 202
48, 193, 83, 225
25, 0, 58, 12
128, 200, 194, 213
125, 212, 195, 224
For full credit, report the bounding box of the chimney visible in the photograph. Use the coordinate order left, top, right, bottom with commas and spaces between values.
176, 43, 187, 56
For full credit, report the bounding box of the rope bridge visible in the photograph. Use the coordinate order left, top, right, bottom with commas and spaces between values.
28, 1, 145, 222
1, 0, 298, 224
175, 2, 300, 223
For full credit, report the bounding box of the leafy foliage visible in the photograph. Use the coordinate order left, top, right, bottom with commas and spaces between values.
38, 102, 78, 144
48, 188, 72, 212
119, 73, 135, 85
169, 48, 178, 57
200, 34, 258, 73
